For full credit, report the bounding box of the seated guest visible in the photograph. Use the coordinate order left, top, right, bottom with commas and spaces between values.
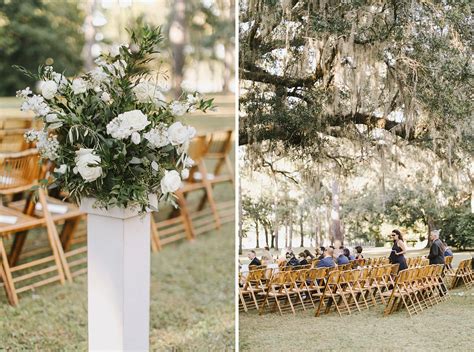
247, 250, 261, 266
304, 249, 315, 261
443, 242, 453, 257
261, 246, 274, 264
355, 245, 364, 259
286, 253, 300, 267
316, 248, 335, 268
336, 248, 350, 265
317, 246, 326, 260
298, 252, 308, 266
343, 248, 355, 261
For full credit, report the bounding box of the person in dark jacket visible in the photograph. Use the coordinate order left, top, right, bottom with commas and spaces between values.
317, 246, 326, 260
355, 245, 364, 259
286, 253, 300, 267
298, 252, 308, 266
247, 250, 261, 266
427, 230, 445, 265
336, 248, 350, 265
343, 248, 355, 261
316, 248, 336, 268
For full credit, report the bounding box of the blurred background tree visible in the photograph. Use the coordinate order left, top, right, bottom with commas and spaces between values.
0, 0, 85, 95
0, 0, 235, 96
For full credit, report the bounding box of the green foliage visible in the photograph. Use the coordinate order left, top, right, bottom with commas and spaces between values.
16, 25, 214, 212
0, 0, 85, 95
439, 205, 474, 250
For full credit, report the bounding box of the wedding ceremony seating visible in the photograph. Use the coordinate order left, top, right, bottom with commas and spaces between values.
446, 259, 473, 290
382, 265, 449, 317
240, 255, 456, 318
0, 118, 35, 152
150, 129, 234, 250
0, 149, 70, 305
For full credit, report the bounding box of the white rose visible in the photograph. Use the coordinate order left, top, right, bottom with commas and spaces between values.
72, 78, 87, 94
181, 168, 189, 179
133, 81, 166, 107
75, 148, 102, 182
160, 170, 181, 194
41, 80, 58, 100
106, 110, 150, 140
54, 164, 67, 174
143, 124, 169, 148
89, 67, 109, 85
131, 131, 141, 145
101, 92, 111, 102
167, 122, 195, 146
169, 101, 189, 116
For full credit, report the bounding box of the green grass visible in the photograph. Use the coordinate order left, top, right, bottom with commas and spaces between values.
0, 222, 235, 351
240, 286, 474, 352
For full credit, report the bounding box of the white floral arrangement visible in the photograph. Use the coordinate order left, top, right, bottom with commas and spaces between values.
15, 25, 214, 212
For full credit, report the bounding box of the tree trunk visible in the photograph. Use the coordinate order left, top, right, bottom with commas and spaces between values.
255, 220, 260, 248
284, 223, 288, 248
425, 217, 435, 249
81, 0, 97, 72
238, 181, 243, 255
300, 214, 304, 247
169, 0, 186, 97
264, 226, 269, 247
331, 179, 343, 245
289, 221, 293, 249
274, 226, 279, 250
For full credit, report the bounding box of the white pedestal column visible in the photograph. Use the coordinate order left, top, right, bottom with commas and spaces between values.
81, 198, 150, 351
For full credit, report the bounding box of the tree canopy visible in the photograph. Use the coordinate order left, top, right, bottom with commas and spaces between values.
0, 0, 85, 95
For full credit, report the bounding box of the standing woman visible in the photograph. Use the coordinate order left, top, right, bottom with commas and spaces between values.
389, 229, 408, 271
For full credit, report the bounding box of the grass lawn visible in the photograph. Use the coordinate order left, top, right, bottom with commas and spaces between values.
240, 285, 474, 351
0, 95, 236, 350
0, 222, 235, 351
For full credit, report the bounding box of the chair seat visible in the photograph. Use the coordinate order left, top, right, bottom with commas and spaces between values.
0, 206, 46, 234
7, 196, 84, 222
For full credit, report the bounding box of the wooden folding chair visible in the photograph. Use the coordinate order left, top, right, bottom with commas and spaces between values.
0, 119, 35, 153
315, 270, 345, 317
0, 150, 71, 305
288, 269, 310, 311
447, 259, 473, 290
195, 130, 234, 225
259, 271, 296, 315
305, 267, 327, 308
383, 269, 418, 317
150, 135, 220, 250
240, 268, 267, 311
336, 270, 361, 315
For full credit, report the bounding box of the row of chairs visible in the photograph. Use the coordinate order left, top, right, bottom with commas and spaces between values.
240, 264, 400, 316
242, 260, 472, 318
150, 130, 234, 249
383, 265, 449, 317
0, 126, 234, 305
446, 258, 473, 290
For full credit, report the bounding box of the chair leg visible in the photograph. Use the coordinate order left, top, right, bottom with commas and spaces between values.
149, 216, 161, 252
176, 193, 196, 240
38, 189, 71, 283
60, 218, 81, 251
0, 239, 18, 306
